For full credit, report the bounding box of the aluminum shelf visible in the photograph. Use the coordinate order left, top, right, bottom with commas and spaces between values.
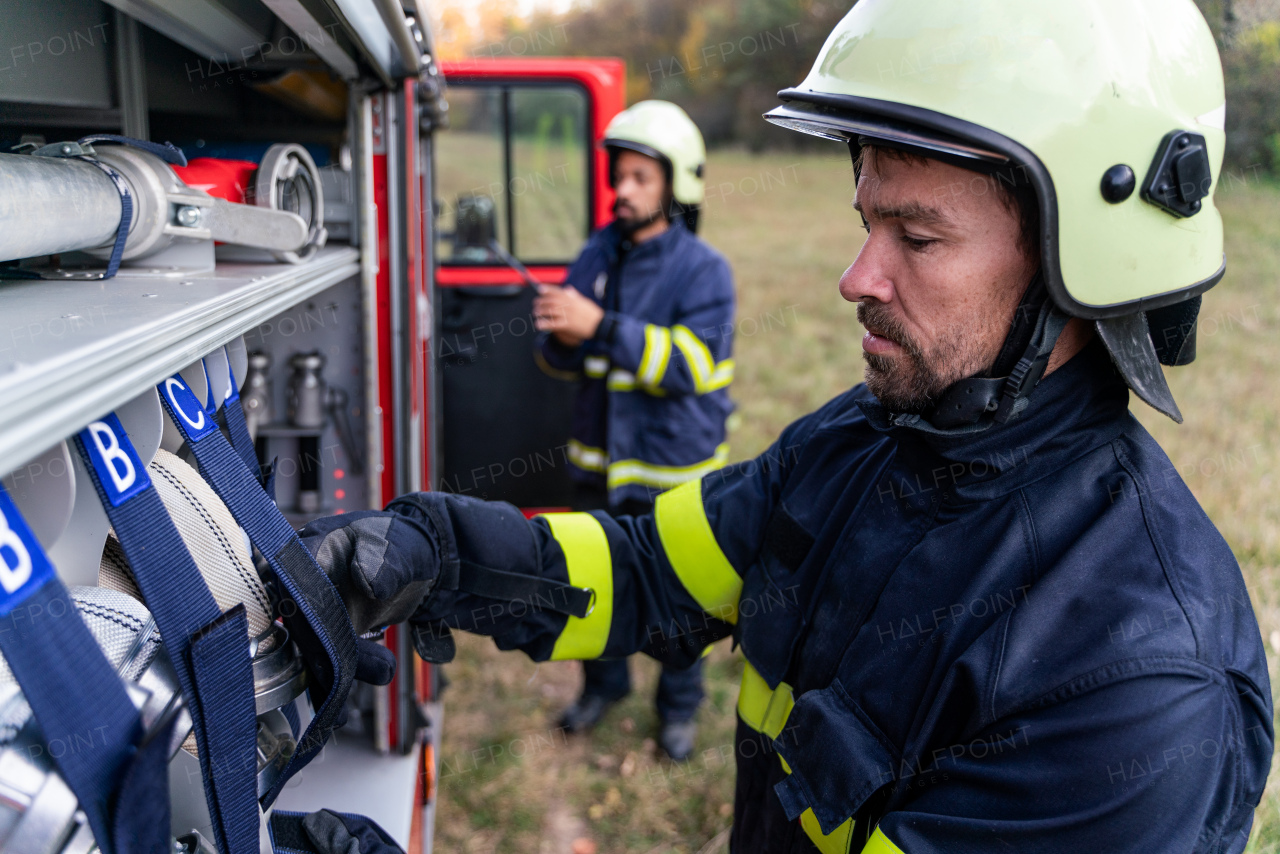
0, 246, 360, 478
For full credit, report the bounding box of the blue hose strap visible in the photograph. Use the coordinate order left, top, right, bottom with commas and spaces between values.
111, 705, 178, 854
73, 414, 260, 854
76, 158, 133, 280
0, 485, 143, 854
78, 135, 188, 166
215, 359, 263, 483
157, 374, 359, 807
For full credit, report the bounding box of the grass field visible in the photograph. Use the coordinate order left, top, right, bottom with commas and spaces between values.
432, 149, 1280, 853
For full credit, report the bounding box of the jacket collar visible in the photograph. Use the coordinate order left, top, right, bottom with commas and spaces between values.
601, 217, 687, 263
856, 341, 1134, 500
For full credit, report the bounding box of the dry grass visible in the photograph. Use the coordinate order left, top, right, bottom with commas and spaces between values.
433, 149, 1280, 852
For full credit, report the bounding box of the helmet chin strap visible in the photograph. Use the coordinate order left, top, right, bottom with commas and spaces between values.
894, 272, 1071, 435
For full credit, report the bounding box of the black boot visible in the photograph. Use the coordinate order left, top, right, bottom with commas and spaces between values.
659, 719, 698, 762
557, 694, 620, 734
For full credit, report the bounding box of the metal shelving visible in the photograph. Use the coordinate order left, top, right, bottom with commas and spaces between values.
0, 246, 359, 478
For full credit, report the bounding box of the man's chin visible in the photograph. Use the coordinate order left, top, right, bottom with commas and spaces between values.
863, 356, 936, 414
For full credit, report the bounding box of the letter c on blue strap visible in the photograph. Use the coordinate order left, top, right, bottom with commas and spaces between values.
162, 376, 216, 440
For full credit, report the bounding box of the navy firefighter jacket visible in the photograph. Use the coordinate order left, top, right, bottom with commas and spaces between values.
397, 340, 1273, 853
536, 218, 736, 507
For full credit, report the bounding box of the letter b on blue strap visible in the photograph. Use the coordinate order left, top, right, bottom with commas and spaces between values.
80, 413, 151, 507
0, 486, 56, 616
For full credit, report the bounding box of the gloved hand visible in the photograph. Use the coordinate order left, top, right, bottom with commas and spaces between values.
301, 493, 593, 666
269, 810, 404, 854
298, 505, 458, 667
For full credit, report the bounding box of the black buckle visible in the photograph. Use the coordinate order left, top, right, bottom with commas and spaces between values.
1142, 130, 1212, 218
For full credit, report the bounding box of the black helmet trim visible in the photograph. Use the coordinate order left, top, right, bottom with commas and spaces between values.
603, 138, 672, 174
768, 88, 1226, 321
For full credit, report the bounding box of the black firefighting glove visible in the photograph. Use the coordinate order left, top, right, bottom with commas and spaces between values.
298, 507, 445, 676
299, 493, 593, 666
269, 810, 404, 854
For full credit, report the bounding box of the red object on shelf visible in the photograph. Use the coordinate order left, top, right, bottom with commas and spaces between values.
520, 507, 571, 519
172, 158, 258, 203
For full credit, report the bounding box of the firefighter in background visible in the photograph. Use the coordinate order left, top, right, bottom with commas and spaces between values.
529, 101, 735, 760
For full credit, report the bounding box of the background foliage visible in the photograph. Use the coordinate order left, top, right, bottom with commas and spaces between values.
430, 0, 1280, 170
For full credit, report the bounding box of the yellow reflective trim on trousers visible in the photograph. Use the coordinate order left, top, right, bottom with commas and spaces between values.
737, 661, 855, 854
859, 828, 904, 854
654, 477, 741, 624
639, 324, 672, 388
568, 439, 608, 473
542, 513, 613, 661
607, 443, 729, 491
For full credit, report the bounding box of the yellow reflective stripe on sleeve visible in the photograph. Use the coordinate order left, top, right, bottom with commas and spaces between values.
607, 444, 730, 491
567, 439, 608, 473
638, 324, 673, 388
583, 355, 610, 378
802, 812, 856, 854
707, 358, 735, 391
672, 325, 735, 394
542, 513, 613, 661
654, 477, 741, 624
672, 325, 715, 387
859, 828, 904, 854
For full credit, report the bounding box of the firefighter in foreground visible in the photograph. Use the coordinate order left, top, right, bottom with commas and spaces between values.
531, 100, 735, 760
302, 1, 1273, 850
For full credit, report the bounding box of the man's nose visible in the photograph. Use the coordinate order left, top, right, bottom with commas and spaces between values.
838, 240, 895, 305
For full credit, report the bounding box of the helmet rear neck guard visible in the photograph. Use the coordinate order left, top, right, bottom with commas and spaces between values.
768, 91, 1216, 424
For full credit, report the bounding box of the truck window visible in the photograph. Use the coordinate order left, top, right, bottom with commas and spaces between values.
437, 83, 590, 265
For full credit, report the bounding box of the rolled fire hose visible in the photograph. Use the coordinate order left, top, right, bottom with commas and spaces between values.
0, 586, 183, 854
0, 141, 325, 270
98, 449, 306, 786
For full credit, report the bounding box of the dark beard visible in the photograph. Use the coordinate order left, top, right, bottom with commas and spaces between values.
857, 302, 957, 414
613, 199, 665, 235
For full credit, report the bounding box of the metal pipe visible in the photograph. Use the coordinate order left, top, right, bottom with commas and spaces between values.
373, 0, 423, 75
0, 153, 122, 261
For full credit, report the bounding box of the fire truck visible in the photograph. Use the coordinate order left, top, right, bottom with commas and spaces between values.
0, 1, 625, 850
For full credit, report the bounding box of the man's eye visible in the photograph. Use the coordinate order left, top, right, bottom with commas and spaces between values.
859, 213, 870, 234
901, 234, 935, 251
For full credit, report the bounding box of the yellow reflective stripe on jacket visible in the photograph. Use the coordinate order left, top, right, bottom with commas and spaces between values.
672, 325, 735, 394
606, 368, 636, 392
584, 355, 610, 378
859, 828, 904, 854
737, 660, 794, 738
542, 513, 613, 661
568, 439, 608, 473
606, 368, 666, 397
653, 477, 741, 624
738, 660, 857, 854
638, 324, 673, 388
607, 443, 729, 491
803, 812, 857, 854
534, 348, 580, 381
